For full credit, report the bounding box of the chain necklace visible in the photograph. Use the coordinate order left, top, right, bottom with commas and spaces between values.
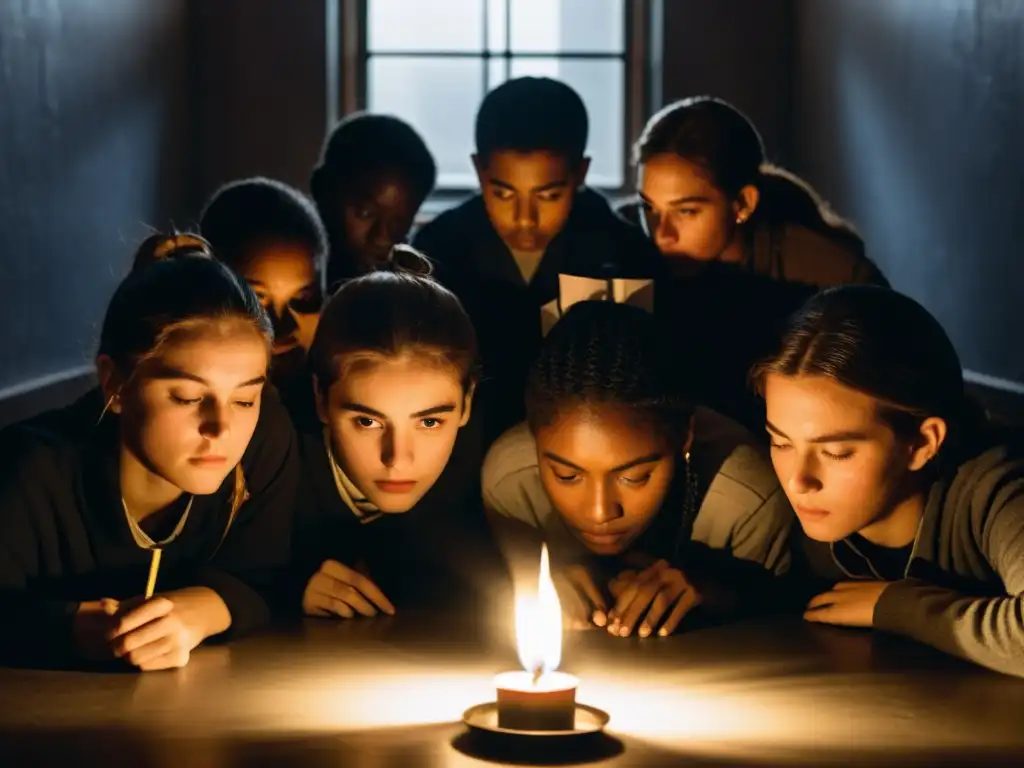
122, 495, 194, 550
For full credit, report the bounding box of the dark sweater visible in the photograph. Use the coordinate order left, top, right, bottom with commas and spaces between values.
617, 197, 888, 288
413, 188, 665, 447
289, 409, 504, 614
792, 438, 1024, 678
0, 388, 300, 666
656, 262, 818, 435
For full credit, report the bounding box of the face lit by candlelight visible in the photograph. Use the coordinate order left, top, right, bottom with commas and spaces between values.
474, 150, 589, 253
534, 404, 683, 555
316, 354, 472, 513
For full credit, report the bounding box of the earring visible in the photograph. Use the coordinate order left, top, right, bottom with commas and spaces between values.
736, 213, 747, 224
96, 393, 119, 426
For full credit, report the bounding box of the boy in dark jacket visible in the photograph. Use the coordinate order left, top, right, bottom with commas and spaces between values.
413, 77, 663, 447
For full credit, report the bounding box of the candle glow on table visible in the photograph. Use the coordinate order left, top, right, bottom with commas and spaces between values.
494, 544, 579, 731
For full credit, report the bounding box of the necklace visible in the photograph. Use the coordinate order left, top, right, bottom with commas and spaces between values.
122, 495, 194, 550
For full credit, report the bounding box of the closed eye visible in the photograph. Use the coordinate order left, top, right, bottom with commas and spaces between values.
234, 400, 256, 409
172, 394, 201, 406
620, 473, 651, 487
823, 449, 854, 461
768, 441, 791, 451
552, 471, 579, 483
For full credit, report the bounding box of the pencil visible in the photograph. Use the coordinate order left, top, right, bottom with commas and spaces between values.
145, 548, 162, 599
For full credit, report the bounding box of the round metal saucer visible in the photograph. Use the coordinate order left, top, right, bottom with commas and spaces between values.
462, 702, 610, 737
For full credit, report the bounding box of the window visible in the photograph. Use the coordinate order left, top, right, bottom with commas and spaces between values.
343, 0, 647, 192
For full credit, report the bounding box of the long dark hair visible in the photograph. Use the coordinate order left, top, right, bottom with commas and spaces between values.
751, 286, 987, 466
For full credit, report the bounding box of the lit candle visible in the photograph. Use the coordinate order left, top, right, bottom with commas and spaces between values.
494, 545, 579, 731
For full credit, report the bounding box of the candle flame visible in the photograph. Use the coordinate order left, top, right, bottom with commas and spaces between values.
515, 544, 563, 677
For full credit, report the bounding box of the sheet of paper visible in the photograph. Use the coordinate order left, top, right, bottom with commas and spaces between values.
558, 274, 611, 312
613, 278, 655, 312
540, 274, 656, 336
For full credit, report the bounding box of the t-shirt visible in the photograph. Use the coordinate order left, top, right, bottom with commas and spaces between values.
481, 407, 794, 575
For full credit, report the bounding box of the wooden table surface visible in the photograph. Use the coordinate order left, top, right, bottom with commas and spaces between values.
1, 612, 1022, 767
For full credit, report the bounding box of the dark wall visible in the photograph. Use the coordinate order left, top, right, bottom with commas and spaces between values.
0, 0, 193, 400
792, 0, 1024, 389
192, 0, 330, 207
660, 0, 794, 163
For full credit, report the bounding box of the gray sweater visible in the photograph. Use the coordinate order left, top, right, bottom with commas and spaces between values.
482, 408, 794, 576
798, 441, 1024, 677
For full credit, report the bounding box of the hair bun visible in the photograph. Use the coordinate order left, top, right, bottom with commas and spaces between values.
132, 232, 213, 272
382, 244, 434, 278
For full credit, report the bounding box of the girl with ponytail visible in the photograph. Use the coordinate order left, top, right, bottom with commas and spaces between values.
0, 233, 299, 670
632, 96, 887, 288
294, 244, 498, 620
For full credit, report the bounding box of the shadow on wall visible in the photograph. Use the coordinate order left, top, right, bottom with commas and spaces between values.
0, 0, 193, 397
792, 0, 1024, 390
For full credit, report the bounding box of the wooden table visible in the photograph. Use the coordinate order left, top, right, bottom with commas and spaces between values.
1, 612, 1022, 766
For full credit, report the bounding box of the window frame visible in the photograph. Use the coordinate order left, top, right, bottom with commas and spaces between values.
332, 0, 655, 204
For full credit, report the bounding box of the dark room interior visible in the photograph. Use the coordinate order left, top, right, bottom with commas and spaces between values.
2, 0, 1021, 424
1, 2, 1023, 766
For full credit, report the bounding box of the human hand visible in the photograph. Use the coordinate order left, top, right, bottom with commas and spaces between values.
302, 559, 396, 619
72, 598, 121, 661
608, 569, 639, 599
804, 581, 891, 628
607, 559, 701, 638
107, 587, 228, 671
552, 564, 609, 630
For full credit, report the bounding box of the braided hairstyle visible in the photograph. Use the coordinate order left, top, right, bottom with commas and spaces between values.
526, 300, 699, 559
525, 301, 692, 436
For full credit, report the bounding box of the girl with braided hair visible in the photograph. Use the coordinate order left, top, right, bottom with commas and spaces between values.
482, 300, 793, 638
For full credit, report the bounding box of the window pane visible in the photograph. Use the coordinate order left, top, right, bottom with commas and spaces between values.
368, 0, 483, 52
509, 58, 624, 187
367, 56, 484, 188
509, 0, 623, 53
486, 0, 507, 52
486, 57, 508, 92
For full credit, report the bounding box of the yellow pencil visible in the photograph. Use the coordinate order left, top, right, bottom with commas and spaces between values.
145, 548, 162, 599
